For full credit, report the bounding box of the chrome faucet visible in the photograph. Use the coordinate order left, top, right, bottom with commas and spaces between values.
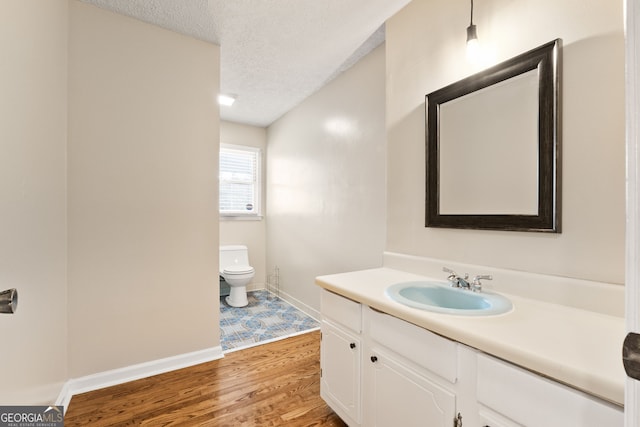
444, 267, 492, 292
443, 267, 470, 289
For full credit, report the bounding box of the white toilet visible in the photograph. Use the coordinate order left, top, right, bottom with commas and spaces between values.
219, 245, 254, 307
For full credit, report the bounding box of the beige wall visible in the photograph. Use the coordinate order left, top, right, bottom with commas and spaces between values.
0, 0, 68, 404
220, 121, 267, 290
68, 2, 220, 377
386, 0, 625, 284
267, 45, 387, 314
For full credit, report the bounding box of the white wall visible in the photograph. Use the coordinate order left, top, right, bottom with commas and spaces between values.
267, 45, 387, 314
220, 121, 267, 290
68, 2, 220, 377
386, 0, 625, 284
0, 0, 68, 405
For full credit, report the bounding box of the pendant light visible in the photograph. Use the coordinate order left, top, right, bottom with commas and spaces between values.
466, 0, 480, 61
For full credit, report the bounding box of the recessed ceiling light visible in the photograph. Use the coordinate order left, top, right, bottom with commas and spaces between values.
218, 94, 237, 106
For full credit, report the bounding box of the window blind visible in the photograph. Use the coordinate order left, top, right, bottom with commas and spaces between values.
219, 144, 261, 216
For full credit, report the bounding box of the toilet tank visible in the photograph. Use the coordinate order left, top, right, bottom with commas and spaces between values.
220, 245, 250, 271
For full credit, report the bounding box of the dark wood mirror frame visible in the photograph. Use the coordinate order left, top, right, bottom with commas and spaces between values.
425, 39, 561, 232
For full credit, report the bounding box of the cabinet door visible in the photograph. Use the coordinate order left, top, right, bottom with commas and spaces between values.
321, 320, 361, 425
363, 348, 456, 427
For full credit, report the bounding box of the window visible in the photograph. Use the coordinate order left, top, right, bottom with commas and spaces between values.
219, 144, 262, 218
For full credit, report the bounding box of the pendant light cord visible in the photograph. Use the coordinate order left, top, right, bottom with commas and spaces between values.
470, 0, 474, 25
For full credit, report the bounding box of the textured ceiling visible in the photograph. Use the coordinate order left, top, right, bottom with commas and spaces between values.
81, 0, 411, 127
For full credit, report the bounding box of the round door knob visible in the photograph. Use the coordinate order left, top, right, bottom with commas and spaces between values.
370, 355, 378, 363
349, 342, 356, 349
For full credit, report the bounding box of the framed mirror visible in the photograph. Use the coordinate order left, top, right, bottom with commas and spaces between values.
426, 39, 561, 232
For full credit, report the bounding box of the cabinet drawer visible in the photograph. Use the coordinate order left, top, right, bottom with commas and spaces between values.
476, 353, 623, 427
366, 307, 457, 383
321, 289, 362, 333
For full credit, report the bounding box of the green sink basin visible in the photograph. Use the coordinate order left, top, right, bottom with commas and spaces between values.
385, 281, 512, 316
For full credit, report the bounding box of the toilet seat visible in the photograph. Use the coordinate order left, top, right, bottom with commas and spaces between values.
222, 265, 254, 275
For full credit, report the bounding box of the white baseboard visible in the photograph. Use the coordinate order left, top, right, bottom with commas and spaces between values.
274, 288, 320, 321
56, 345, 224, 412
56, 382, 73, 410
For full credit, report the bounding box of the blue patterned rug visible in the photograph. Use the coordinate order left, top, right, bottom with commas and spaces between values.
220, 290, 319, 351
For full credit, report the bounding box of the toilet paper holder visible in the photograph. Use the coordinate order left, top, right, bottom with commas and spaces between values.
0, 288, 18, 314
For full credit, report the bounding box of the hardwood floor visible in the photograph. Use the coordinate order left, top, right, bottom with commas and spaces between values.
64, 331, 346, 427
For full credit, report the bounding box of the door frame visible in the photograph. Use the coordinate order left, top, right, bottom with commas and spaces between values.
626, 0, 640, 425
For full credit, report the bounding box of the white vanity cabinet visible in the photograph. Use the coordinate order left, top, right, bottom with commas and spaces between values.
320, 290, 362, 426
319, 289, 623, 427
476, 353, 623, 427
362, 307, 459, 427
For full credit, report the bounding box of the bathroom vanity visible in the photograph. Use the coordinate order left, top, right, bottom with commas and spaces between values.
317, 262, 625, 427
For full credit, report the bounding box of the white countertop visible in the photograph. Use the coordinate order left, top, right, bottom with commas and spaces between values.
316, 267, 626, 406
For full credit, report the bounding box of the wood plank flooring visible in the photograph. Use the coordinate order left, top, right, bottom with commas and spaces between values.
64, 331, 346, 427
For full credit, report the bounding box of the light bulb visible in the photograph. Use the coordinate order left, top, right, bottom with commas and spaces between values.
467, 37, 480, 62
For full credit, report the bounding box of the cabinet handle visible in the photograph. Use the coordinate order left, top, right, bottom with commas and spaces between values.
370, 355, 378, 363
349, 342, 356, 349
454, 412, 463, 427
623, 332, 640, 380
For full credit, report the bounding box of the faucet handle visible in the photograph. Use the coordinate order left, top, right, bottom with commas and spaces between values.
443, 267, 458, 286
471, 274, 493, 292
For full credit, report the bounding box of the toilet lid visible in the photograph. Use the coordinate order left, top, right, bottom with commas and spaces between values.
223, 265, 254, 275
